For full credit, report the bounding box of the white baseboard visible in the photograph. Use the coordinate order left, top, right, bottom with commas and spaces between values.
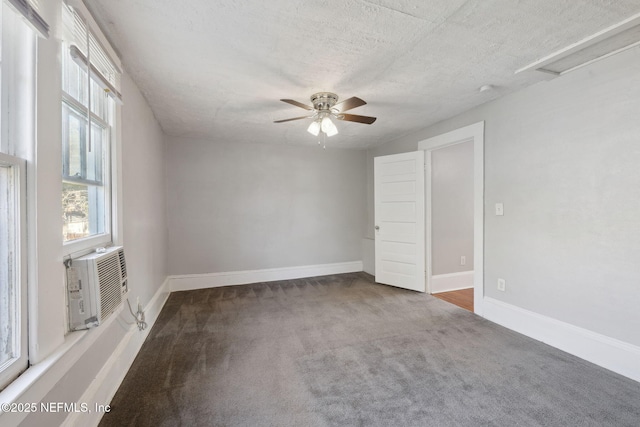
63, 277, 171, 427
430, 271, 474, 294
169, 261, 364, 292
483, 297, 640, 383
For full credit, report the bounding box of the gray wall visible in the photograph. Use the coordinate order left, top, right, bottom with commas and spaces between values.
431, 141, 474, 275
368, 45, 640, 347
165, 137, 366, 275
121, 73, 168, 305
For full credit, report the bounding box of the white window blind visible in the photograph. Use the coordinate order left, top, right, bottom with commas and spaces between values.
4, 0, 48, 38
62, 3, 122, 102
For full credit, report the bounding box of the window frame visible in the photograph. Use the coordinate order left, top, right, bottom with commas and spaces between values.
0, 152, 28, 390
61, 48, 116, 256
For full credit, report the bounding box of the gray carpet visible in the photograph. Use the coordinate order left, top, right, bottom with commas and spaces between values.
99, 272, 640, 427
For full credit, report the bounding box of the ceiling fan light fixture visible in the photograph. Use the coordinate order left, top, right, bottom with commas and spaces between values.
275, 92, 376, 141
307, 120, 321, 136
321, 116, 338, 137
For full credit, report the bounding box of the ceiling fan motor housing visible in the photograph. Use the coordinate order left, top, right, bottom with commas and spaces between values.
310, 92, 339, 111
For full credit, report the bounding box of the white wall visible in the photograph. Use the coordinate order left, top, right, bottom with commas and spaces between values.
0, 2, 168, 425
431, 141, 474, 275
165, 136, 366, 275
368, 45, 640, 347
120, 73, 167, 306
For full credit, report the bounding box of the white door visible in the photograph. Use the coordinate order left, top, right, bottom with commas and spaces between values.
374, 151, 425, 292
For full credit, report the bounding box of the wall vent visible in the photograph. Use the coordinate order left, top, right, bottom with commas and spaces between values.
516, 12, 640, 76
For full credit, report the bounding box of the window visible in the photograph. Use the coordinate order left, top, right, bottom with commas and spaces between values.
0, 153, 26, 389
0, 0, 43, 391
61, 78, 111, 242
61, 4, 121, 252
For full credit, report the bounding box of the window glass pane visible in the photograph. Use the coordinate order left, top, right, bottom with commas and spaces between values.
66, 106, 84, 178
90, 80, 110, 122
0, 165, 17, 366
62, 181, 105, 242
62, 182, 89, 241
62, 51, 87, 105
87, 122, 103, 181
62, 45, 111, 123
62, 102, 104, 183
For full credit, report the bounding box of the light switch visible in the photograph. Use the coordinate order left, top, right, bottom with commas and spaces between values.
495, 203, 504, 216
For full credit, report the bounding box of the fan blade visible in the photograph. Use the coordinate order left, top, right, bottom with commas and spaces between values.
337, 113, 377, 124
274, 116, 310, 123
280, 99, 313, 110
333, 96, 366, 113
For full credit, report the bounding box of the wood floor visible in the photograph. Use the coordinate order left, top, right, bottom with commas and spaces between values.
432, 287, 474, 312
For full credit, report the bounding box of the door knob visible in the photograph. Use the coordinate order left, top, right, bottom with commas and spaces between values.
375, 225, 380, 230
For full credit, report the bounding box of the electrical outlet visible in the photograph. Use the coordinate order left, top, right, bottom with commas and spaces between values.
497, 278, 506, 292
460, 256, 466, 266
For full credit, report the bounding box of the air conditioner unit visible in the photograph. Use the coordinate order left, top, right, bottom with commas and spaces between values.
66, 246, 128, 331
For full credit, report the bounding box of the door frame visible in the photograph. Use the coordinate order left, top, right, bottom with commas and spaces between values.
418, 122, 484, 315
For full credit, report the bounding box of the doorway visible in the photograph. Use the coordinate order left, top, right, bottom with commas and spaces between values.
427, 141, 474, 310
373, 122, 484, 314
418, 122, 484, 315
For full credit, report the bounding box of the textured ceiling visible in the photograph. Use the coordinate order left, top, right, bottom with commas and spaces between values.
88, 0, 640, 149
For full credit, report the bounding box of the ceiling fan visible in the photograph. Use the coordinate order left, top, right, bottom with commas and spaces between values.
274, 92, 376, 138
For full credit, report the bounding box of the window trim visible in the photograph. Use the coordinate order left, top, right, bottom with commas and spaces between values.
0, 152, 28, 390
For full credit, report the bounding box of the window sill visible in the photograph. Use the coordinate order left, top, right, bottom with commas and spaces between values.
0, 330, 86, 406
0, 304, 125, 421
63, 234, 112, 258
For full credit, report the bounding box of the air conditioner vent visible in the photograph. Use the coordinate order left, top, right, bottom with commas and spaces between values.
118, 248, 127, 278
516, 12, 640, 76
96, 254, 122, 319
